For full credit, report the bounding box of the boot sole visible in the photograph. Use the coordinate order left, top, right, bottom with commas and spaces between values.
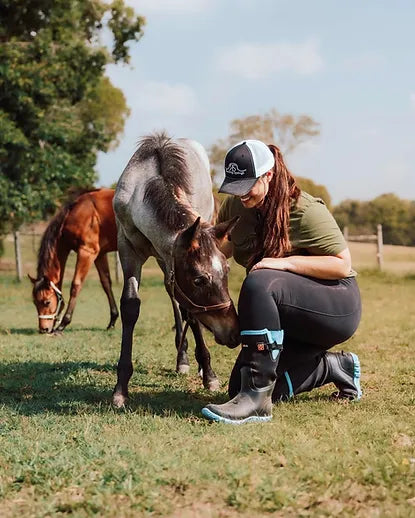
336, 352, 362, 401
350, 352, 362, 400
201, 407, 272, 425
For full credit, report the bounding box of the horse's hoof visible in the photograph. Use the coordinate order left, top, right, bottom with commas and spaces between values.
177, 364, 190, 375
113, 393, 127, 408
206, 379, 220, 392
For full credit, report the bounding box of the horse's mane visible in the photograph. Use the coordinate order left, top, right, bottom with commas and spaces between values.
36, 188, 98, 278
138, 132, 195, 231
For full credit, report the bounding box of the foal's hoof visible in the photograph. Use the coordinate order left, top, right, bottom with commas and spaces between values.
177, 364, 190, 375
113, 393, 127, 408
206, 379, 220, 392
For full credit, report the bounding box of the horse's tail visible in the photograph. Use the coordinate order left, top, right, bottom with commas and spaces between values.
136, 132, 192, 195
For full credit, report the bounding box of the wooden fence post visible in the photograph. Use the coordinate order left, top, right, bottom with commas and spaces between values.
376, 224, 384, 271
343, 226, 349, 241
13, 231, 23, 282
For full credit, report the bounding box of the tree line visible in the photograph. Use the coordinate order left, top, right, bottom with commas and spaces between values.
0, 2, 413, 251
333, 194, 415, 247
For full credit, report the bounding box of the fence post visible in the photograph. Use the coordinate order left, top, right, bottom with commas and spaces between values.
343, 226, 349, 241
114, 251, 122, 283
13, 231, 23, 282
376, 224, 383, 271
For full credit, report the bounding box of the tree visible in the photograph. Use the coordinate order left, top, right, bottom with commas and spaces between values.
333, 194, 415, 246
209, 108, 320, 184
0, 0, 144, 234
295, 177, 332, 209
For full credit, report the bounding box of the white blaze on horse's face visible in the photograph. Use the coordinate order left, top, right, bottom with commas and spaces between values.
35, 288, 58, 333
211, 254, 223, 275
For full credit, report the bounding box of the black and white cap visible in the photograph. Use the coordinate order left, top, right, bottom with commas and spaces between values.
218, 140, 275, 196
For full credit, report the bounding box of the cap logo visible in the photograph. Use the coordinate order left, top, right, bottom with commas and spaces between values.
225, 163, 246, 176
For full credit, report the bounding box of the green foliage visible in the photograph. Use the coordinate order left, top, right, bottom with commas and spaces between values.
296, 176, 332, 209
334, 194, 415, 246
0, 0, 144, 232
209, 108, 320, 185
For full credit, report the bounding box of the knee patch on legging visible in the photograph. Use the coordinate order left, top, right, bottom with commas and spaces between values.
240, 328, 284, 360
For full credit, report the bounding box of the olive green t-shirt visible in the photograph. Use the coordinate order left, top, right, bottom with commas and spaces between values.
218, 191, 356, 277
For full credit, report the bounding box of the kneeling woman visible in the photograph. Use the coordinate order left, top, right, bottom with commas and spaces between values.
202, 140, 362, 425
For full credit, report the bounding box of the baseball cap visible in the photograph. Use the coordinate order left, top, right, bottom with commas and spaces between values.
218, 140, 275, 196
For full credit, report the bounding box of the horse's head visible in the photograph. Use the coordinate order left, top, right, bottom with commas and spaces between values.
28, 274, 64, 333
172, 216, 240, 347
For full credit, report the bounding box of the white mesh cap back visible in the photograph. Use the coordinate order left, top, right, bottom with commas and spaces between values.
244, 140, 275, 178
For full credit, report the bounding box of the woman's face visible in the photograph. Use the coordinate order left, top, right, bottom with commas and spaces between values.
238, 171, 273, 209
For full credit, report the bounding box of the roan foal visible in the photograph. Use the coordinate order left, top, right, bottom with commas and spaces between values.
112, 133, 239, 407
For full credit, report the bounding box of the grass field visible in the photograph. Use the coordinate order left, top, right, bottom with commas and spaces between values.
0, 237, 414, 517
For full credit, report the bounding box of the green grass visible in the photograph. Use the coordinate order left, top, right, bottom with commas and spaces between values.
0, 239, 414, 516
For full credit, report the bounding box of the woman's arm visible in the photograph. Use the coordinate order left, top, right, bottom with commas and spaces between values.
251, 247, 352, 280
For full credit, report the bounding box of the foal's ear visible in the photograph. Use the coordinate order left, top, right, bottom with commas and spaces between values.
178, 216, 201, 251
212, 216, 240, 243
27, 274, 36, 284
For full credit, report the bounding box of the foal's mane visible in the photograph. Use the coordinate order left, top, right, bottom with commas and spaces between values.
139, 132, 195, 231
36, 189, 98, 279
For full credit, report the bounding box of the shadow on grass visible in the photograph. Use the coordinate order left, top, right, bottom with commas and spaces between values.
7, 326, 117, 336
0, 360, 224, 418
8, 328, 39, 336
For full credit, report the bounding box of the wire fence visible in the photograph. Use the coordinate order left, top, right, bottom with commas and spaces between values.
343, 224, 384, 270
3, 230, 122, 283
4, 224, 386, 282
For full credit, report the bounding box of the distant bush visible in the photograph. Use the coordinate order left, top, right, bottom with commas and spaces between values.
334, 194, 415, 246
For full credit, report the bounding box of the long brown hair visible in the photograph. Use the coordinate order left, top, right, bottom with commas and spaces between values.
247, 144, 301, 270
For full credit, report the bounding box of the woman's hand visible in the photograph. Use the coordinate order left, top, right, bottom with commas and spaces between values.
250, 257, 291, 272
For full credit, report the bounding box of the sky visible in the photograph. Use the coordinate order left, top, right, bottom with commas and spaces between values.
96, 0, 415, 205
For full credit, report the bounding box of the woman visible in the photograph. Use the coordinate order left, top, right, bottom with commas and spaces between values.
202, 140, 362, 425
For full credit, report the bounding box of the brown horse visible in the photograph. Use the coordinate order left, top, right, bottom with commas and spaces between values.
29, 188, 119, 333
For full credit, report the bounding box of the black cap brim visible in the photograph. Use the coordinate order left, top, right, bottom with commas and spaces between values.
218, 177, 257, 196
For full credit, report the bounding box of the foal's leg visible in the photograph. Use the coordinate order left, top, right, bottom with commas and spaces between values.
94, 253, 119, 329
156, 259, 190, 374
189, 319, 219, 391
56, 247, 97, 332
170, 296, 190, 374
113, 239, 145, 408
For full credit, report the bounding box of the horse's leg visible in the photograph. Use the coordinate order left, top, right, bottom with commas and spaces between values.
55, 247, 97, 332
94, 253, 119, 329
170, 297, 190, 374
113, 239, 145, 408
189, 319, 220, 391
55, 245, 70, 320
156, 258, 190, 375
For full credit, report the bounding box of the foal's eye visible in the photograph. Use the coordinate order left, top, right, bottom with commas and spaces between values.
43, 300, 51, 307
193, 275, 209, 287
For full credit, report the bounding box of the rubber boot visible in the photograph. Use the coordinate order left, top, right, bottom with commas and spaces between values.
202, 329, 283, 425
273, 351, 362, 401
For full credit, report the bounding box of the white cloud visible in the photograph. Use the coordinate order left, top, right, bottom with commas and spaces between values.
126, 0, 212, 14
343, 51, 386, 71
134, 81, 198, 116
410, 92, 415, 110
218, 39, 324, 79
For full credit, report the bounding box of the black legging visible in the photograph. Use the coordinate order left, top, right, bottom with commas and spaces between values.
237, 269, 362, 375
